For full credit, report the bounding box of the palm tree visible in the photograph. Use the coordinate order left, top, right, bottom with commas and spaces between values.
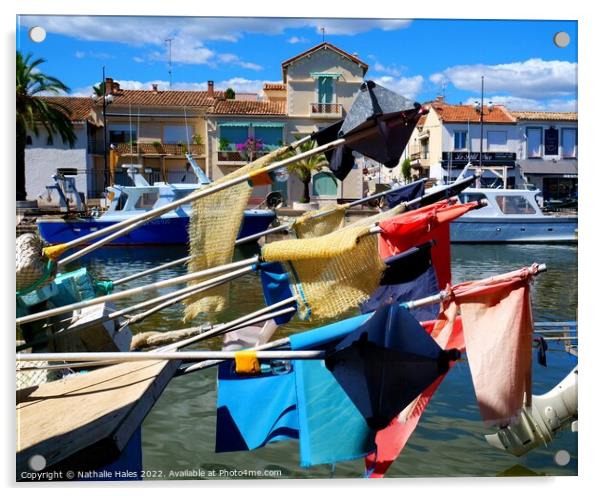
284, 137, 330, 203
92, 81, 106, 97
16, 52, 76, 200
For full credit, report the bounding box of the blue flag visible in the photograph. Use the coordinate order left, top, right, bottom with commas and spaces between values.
385, 180, 425, 209
215, 314, 376, 467
361, 242, 439, 321
255, 262, 296, 325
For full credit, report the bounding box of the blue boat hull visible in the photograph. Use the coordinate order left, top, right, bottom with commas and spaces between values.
37, 211, 276, 245
451, 216, 578, 243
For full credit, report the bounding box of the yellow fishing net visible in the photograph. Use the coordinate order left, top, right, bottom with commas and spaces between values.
262, 225, 386, 321
184, 147, 291, 322
292, 204, 348, 239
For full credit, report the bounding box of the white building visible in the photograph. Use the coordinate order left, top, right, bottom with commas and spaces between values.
23, 97, 100, 201
512, 111, 578, 202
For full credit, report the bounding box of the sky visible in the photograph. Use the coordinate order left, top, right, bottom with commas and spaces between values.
16, 16, 577, 111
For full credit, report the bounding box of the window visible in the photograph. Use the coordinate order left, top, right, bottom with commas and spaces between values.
163, 125, 194, 144
487, 131, 507, 151
253, 125, 284, 150
562, 128, 577, 158
495, 195, 536, 215
526, 127, 542, 158
134, 192, 159, 211
454, 131, 467, 150
318, 76, 334, 104
544, 127, 559, 155
218, 124, 249, 150
421, 139, 429, 159
109, 124, 137, 144
26, 135, 32, 145
312, 171, 338, 197
459, 192, 487, 204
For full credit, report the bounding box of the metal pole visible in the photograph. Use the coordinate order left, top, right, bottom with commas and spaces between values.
102, 66, 108, 190
479, 75, 484, 170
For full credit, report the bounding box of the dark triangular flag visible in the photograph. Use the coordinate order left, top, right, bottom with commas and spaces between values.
325, 304, 460, 430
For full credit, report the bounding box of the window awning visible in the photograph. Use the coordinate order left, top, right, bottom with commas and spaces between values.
310, 72, 343, 79
517, 159, 578, 175
252, 122, 285, 128
218, 122, 251, 127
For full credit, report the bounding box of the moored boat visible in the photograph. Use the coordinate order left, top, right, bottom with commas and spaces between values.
37, 160, 277, 245
451, 187, 577, 243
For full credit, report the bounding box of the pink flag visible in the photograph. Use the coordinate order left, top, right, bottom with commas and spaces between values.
365, 265, 537, 477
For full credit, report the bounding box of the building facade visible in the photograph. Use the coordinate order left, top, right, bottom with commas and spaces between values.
512, 111, 578, 203
408, 98, 521, 187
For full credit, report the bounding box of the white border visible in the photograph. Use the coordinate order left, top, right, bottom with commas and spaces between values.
3, 2, 599, 494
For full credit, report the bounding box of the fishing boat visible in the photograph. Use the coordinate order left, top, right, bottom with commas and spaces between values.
450, 187, 577, 243
36, 157, 277, 245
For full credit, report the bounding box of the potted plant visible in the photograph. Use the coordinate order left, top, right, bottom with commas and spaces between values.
236, 137, 264, 163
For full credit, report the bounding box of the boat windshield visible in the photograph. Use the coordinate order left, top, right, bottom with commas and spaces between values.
459, 192, 487, 204
134, 192, 160, 211
495, 195, 536, 215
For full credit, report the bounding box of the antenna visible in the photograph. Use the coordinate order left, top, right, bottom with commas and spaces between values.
165, 38, 173, 89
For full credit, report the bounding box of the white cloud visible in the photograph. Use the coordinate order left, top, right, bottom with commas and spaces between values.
287, 36, 309, 44
372, 75, 424, 101
373, 62, 406, 77
74, 50, 113, 60
431, 58, 577, 99
20, 15, 411, 45
218, 53, 263, 71
21, 16, 411, 69
463, 95, 577, 112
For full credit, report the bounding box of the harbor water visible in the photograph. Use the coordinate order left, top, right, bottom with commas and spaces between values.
72, 242, 578, 479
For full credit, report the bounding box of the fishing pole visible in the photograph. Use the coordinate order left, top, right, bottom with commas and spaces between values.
16, 256, 259, 326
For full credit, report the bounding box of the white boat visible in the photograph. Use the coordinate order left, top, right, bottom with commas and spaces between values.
451, 187, 577, 243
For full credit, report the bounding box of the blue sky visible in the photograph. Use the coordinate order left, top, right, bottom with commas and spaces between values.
17, 16, 577, 111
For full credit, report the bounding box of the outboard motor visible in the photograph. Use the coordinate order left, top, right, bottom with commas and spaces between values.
485, 367, 577, 456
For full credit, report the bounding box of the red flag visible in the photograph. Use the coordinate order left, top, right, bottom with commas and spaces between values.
378, 201, 480, 288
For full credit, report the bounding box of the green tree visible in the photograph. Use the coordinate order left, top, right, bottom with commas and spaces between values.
225, 87, 235, 99
92, 81, 106, 97
284, 137, 329, 203
401, 157, 412, 183
16, 52, 76, 200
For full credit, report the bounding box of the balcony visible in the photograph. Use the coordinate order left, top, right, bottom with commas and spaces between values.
88, 142, 205, 156
217, 149, 272, 164
310, 102, 343, 118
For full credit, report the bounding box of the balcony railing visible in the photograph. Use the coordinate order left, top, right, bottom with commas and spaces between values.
310, 102, 343, 117
88, 142, 205, 156
217, 149, 272, 163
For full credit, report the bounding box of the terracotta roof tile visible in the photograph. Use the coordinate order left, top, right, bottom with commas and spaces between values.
432, 103, 516, 124
38, 96, 95, 122
510, 111, 577, 121
263, 83, 286, 91
109, 89, 224, 107
209, 99, 286, 115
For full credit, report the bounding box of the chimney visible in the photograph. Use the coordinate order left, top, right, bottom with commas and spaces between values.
207, 80, 214, 97
435, 95, 444, 103
112, 81, 120, 93
104, 77, 113, 95
151, 83, 159, 93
